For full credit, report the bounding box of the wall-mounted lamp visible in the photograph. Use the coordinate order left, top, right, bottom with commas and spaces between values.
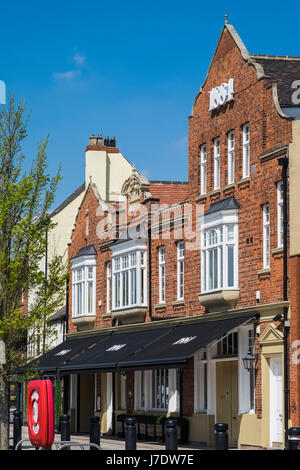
242, 349, 256, 372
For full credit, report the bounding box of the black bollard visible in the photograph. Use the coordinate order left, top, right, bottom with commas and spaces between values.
60, 414, 70, 450
165, 419, 177, 450
90, 416, 100, 451
13, 411, 22, 450
215, 422, 228, 450
288, 427, 300, 450
125, 417, 137, 450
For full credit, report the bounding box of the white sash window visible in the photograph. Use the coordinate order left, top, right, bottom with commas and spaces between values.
214, 138, 221, 190
242, 123, 250, 178
71, 256, 96, 317
228, 131, 235, 184
200, 144, 207, 195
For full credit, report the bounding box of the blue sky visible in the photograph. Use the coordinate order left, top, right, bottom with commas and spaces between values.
1, 0, 300, 208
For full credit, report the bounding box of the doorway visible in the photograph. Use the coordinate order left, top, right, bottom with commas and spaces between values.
216, 360, 239, 447
269, 357, 283, 448
78, 374, 95, 432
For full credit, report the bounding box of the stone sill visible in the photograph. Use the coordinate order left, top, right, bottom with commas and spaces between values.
154, 303, 166, 309
272, 247, 283, 256
195, 194, 207, 202
257, 268, 271, 276
223, 183, 236, 192
237, 177, 251, 187
172, 300, 185, 306
209, 189, 221, 198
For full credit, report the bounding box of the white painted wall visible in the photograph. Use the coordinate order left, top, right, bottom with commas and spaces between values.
85, 149, 133, 201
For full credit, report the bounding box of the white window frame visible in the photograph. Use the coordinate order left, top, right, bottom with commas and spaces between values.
238, 325, 255, 414
177, 241, 184, 300
228, 131, 235, 184
71, 255, 96, 318
134, 370, 146, 410
158, 246, 166, 304
200, 144, 207, 195
120, 374, 126, 410
194, 350, 208, 413
263, 204, 270, 269
214, 138, 220, 190
242, 123, 250, 178
200, 210, 239, 293
277, 182, 283, 248
134, 369, 179, 413
111, 240, 147, 311
106, 261, 112, 313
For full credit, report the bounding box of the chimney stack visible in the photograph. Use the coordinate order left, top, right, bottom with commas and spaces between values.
89, 133, 96, 146
110, 136, 116, 147
97, 134, 103, 146
104, 136, 110, 146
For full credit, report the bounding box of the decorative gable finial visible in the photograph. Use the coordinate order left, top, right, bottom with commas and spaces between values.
225, 14, 228, 24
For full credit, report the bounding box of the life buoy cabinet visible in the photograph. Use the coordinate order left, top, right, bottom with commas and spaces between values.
27, 380, 54, 450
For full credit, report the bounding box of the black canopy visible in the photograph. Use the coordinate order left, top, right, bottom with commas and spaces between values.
32, 313, 253, 375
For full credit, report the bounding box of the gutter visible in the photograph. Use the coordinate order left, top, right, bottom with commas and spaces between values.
278, 156, 290, 449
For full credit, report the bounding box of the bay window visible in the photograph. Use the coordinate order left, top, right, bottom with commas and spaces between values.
71, 254, 96, 318
112, 242, 147, 311
200, 208, 239, 293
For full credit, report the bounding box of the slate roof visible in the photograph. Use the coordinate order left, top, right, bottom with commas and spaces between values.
205, 196, 240, 216
50, 305, 66, 323
251, 55, 300, 107
71, 244, 97, 259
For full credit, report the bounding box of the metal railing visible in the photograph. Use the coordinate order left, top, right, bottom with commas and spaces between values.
15, 439, 102, 451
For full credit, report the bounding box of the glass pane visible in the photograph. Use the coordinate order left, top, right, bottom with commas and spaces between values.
140, 268, 144, 303
88, 281, 93, 313
131, 269, 137, 304
228, 245, 234, 287
115, 273, 120, 307
122, 271, 129, 306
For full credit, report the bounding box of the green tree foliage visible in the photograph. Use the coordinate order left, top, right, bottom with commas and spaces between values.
0, 94, 66, 449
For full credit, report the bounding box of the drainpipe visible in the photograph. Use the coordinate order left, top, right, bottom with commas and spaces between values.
278, 156, 289, 449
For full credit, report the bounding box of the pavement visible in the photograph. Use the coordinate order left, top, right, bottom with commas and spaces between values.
12, 426, 205, 450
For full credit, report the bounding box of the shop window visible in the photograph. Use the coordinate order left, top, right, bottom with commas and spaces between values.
217, 332, 238, 357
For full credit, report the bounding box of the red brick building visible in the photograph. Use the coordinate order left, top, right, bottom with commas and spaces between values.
36, 22, 300, 449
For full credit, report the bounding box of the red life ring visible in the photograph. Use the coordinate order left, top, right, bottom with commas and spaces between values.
27, 380, 54, 450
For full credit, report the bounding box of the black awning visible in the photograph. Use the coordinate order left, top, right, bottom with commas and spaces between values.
53, 314, 253, 374
58, 326, 172, 374
28, 334, 111, 375
118, 314, 252, 370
